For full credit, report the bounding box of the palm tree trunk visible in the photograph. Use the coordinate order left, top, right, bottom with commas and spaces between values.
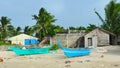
38, 37, 50, 47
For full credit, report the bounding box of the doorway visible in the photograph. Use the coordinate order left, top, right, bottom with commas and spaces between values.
88, 38, 92, 46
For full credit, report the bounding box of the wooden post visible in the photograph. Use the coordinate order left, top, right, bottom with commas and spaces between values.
66, 34, 68, 48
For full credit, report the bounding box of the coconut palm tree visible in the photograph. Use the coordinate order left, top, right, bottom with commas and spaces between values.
86, 24, 96, 32
15, 26, 22, 35
53, 25, 65, 34
24, 26, 34, 36
0, 25, 2, 40
69, 26, 76, 30
24, 26, 29, 34
0, 16, 11, 31
7, 25, 15, 37
76, 26, 86, 30
32, 24, 42, 38
95, 0, 120, 35
32, 7, 56, 41
0, 16, 11, 40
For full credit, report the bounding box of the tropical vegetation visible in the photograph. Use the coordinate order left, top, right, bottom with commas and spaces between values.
49, 44, 60, 50
95, 0, 120, 35
0, 0, 120, 45
32, 8, 57, 41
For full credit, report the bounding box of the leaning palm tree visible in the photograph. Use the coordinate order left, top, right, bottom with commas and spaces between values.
95, 0, 120, 35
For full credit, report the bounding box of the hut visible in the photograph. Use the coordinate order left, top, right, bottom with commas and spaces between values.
84, 27, 116, 47
7, 34, 38, 45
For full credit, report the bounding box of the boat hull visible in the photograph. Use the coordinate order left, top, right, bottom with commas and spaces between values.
58, 39, 91, 58
63, 50, 90, 58
13, 47, 49, 55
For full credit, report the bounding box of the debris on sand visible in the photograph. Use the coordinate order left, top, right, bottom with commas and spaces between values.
85, 60, 91, 62
77, 60, 83, 63
65, 60, 71, 64
64, 64, 71, 68
100, 55, 104, 58
0, 58, 3, 62
114, 64, 119, 67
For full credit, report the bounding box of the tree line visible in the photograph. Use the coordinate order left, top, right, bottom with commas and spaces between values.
0, 8, 96, 42
0, 0, 120, 42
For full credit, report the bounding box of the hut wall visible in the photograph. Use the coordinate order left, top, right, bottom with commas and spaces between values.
97, 29, 109, 46
85, 29, 98, 47
117, 35, 120, 45
85, 28, 110, 47
50, 33, 85, 48
11, 40, 24, 45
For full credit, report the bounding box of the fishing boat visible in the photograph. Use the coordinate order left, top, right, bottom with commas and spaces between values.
13, 46, 50, 55
8, 46, 21, 51
8, 45, 53, 55
57, 40, 91, 58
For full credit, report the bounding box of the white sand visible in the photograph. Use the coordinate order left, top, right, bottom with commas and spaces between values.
0, 45, 120, 68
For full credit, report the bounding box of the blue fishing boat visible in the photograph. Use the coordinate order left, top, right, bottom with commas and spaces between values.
57, 40, 91, 58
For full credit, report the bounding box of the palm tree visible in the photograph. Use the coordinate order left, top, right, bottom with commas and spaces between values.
32, 24, 42, 38
0, 16, 11, 31
7, 25, 15, 37
15, 26, 22, 35
24, 26, 29, 34
0, 16, 11, 40
76, 26, 86, 30
69, 26, 76, 30
95, 0, 120, 35
28, 27, 34, 36
24, 26, 34, 36
32, 7, 56, 41
0, 25, 2, 40
86, 24, 96, 32
53, 25, 65, 34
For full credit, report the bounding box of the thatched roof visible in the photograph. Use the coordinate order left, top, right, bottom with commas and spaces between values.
85, 27, 116, 36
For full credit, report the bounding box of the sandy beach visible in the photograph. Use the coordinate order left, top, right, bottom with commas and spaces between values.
0, 45, 120, 68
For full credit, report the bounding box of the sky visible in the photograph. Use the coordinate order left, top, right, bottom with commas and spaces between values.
0, 0, 120, 29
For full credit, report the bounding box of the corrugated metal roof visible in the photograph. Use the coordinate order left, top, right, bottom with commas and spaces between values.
7, 34, 38, 41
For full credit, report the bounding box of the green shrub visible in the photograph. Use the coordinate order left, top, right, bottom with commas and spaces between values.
49, 44, 60, 50
0, 41, 11, 46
